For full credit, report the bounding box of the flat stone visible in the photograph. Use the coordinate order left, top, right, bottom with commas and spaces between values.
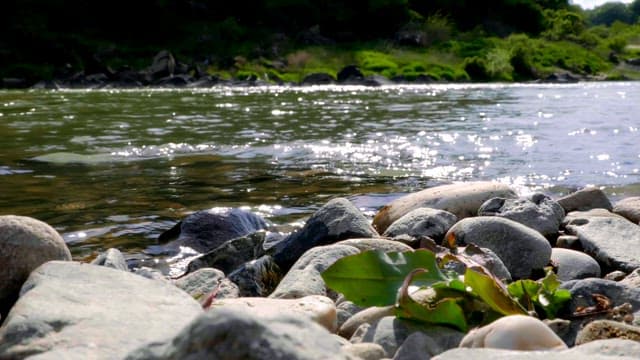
613, 197, 640, 223
382, 208, 457, 241
557, 187, 612, 213
551, 248, 601, 281
0, 261, 202, 359
565, 215, 640, 272
269, 244, 360, 300
373, 182, 516, 234
125, 308, 353, 360
575, 320, 640, 345
211, 295, 337, 332
444, 217, 552, 279
459, 315, 567, 350
173, 267, 239, 301
0, 215, 72, 317
478, 194, 564, 237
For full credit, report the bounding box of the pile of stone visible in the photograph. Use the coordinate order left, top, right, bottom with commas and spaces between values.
2, 181, 640, 359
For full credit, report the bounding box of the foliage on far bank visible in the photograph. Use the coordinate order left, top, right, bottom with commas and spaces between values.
321, 249, 571, 332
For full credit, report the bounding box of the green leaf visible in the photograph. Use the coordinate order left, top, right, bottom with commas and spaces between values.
507, 269, 572, 319
321, 250, 449, 307
464, 267, 528, 316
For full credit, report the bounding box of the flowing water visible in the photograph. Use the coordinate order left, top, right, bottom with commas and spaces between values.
1, 83, 639, 262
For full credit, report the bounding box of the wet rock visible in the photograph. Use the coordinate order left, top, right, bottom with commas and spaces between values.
354, 316, 464, 357
343, 343, 386, 360
185, 231, 266, 275
613, 197, 640, 224
458, 244, 512, 282
211, 295, 337, 332
444, 217, 552, 279
271, 198, 377, 271
0, 261, 201, 359
270, 244, 360, 300
459, 315, 567, 350
227, 255, 282, 297
575, 320, 640, 345
557, 187, 612, 213
337, 65, 365, 84
125, 307, 352, 360
0, 215, 72, 318
91, 247, 128, 271
478, 194, 564, 237
147, 50, 176, 81
157, 208, 267, 254
565, 214, 640, 272
339, 305, 395, 339
382, 208, 457, 241
433, 339, 640, 359
301, 72, 335, 85
336, 238, 413, 252
153, 74, 193, 87
541, 72, 581, 84
173, 267, 240, 301
551, 248, 601, 281
373, 182, 517, 234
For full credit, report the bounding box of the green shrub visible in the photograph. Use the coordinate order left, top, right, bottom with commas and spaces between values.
356, 50, 399, 73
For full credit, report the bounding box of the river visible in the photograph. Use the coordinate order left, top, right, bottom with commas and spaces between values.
0, 82, 638, 261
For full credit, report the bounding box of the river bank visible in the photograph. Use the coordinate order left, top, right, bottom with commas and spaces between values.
1, 181, 640, 358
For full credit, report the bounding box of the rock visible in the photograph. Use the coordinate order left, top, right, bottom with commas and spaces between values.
433, 339, 640, 359
478, 194, 564, 237
0, 215, 72, 317
556, 235, 582, 250
91, 247, 128, 271
271, 198, 377, 270
336, 238, 413, 253
355, 316, 464, 357
173, 267, 240, 301
343, 343, 386, 360
337, 300, 365, 330
565, 215, 640, 272
560, 278, 640, 345
301, 72, 335, 85
211, 295, 337, 332
458, 244, 512, 282
563, 209, 625, 225
613, 197, 640, 224
337, 65, 365, 84
185, 231, 266, 275
393, 331, 448, 360
541, 72, 581, 83
620, 268, 640, 288
382, 208, 458, 242
557, 187, 612, 213
459, 315, 566, 350
153, 74, 193, 87
157, 208, 267, 254
228, 255, 282, 297
339, 305, 395, 339
373, 182, 517, 234
444, 217, 552, 279
575, 320, 640, 345
551, 248, 601, 281
269, 244, 360, 300
605, 270, 627, 281
133, 266, 169, 282
125, 307, 353, 360
147, 50, 176, 81
0, 261, 201, 359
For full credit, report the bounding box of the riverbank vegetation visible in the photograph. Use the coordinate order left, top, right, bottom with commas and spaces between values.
2, 0, 640, 86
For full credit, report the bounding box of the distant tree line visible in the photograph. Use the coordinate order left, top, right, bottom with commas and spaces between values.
586, 0, 640, 26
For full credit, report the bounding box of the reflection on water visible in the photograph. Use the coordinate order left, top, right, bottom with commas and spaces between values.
0, 83, 639, 260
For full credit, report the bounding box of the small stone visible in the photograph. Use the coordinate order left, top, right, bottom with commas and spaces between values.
337, 238, 413, 253
173, 267, 239, 301
382, 208, 457, 242
551, 248, 601, 281
478, 194, 565, 237
342, 342, 387, 360
459, 315, 567, 350
556, 235, 582, 250
339, 305, 395, 339
91, 248, 128, 271
604, 270, 627, 281
613, 197, 640, 223
575, 320, 640, 345
557, 187, 612, 213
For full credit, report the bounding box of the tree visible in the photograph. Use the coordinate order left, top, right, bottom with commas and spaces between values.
588, 2, 634, 26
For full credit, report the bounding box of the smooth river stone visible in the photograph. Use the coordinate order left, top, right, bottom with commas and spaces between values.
551, 248, 601, 281
556, 187, 613, 213
613, 196, 640, 224
211, 295, 337, 332
372, 182, 517, 234
382, 207, 458, 241
565, 215, 640, 272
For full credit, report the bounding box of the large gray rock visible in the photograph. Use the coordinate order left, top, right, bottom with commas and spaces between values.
478, 194, 565, 237
444, 217, 552, 279
373, 182, 517, 233
613, 197, 640, 224
185, 231, 266, 275
271, 198, 377, 270
173, 267, 240, 301
551, 248, 601, 281
383, 208, 458, 241
125, 307, 353, 360
433, 339, 640, 359
157, 208, 267, 254
269, 244, 360, 300
565, 215, 640, 272
458, 245, 512, 282
91, 247, 128, 271
0, 261, 202, 359
354, 316, 464, 357
557, 187, 612, 213
0, 215, 72, 318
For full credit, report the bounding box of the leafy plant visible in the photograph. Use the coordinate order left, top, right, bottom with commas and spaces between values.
322, 249, 571, 332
